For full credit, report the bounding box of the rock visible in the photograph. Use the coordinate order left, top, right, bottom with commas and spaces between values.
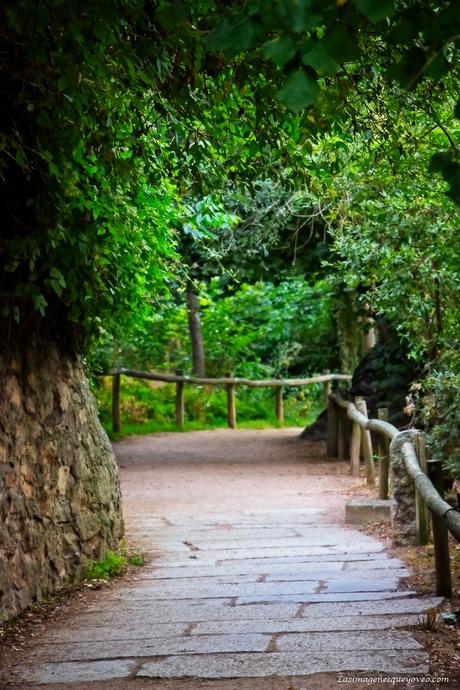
345, 499, 391, 525
389, 431, 418, 545
0, 338, 124, 623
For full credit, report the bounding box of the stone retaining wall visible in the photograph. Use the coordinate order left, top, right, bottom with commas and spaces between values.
0, 339, 123, 622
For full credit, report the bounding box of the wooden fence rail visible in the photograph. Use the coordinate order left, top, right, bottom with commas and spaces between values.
329, 392, 460, 597
110, 368, 351, 434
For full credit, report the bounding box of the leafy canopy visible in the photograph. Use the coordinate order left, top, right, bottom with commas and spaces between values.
3, 0, 460, 356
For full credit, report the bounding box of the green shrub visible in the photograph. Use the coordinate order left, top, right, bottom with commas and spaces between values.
83, 549, 145, 581
93, 375, 323, 435
84, 551, 127, 581
415, 368, 460, 479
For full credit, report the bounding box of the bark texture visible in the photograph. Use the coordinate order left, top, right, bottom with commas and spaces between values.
186, 284, 206, 377
0, 338, 123, 622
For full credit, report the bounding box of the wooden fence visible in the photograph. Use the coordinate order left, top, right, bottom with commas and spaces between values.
108, 367, 459, 597
328, 392, 460, 597
110, 368, 352, 434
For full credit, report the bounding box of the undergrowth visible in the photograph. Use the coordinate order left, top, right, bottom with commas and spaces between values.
83, 548, 146, 582
94, 376, 323, 440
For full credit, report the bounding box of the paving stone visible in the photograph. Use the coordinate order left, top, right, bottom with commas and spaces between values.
102, 576, 402, 602
160, 509, 325, 526
27, 634, 270, 663
148, 528, 301, 542
136, 566, 406, 585
218, 552, 389, 566
7, 433, 443, 686
37, 613, 423, 645
298, 597, 443, 618
235, 590, 414, 605
323, 577, 399, 593
264, 568, 408, 582
158, 543, 386, 562
71, 602, 302, 625
102, 580, 320, 600
145, 571, 264, 584
344, 557, 406, 570
143, 559, 405, 580
79, 594, 441, 627
192, 614, 422, 635
180, 531, 377, 549
136, 649, 429, 678
143, 561, 347, 579
15, 659, 136, 684
91, 589, 410, 611
39, 622, 188, 644
275, 630, 422, 652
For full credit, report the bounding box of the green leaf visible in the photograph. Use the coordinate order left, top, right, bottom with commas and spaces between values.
302, 42, 339, 75
156, 1, 189, 30
277, 69, 319, 112
389, 47, 427, 88
32, 292, 48, 317
355, 0, 395, 23
15, 148, 27, 167
57, 74, 74, 92
262, 36, 298, 67
424, 53, 450, 81
454, 98, 460, 120
323, 26, 360, 63
50, 267, 66, 287
388, 18, 420, 45
447, 181, 460, 205
206, 17, 255, 57
288, 0, 313, 34
51, 278, 64, 297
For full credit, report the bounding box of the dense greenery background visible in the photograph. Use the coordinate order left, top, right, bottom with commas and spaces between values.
3, 1, 460, 473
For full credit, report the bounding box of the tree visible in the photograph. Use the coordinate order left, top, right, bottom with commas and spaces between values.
4, 0, 460, 622
0, 0, 185, 621
206, 0, 460, 195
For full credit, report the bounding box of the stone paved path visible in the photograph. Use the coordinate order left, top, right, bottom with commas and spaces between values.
5, 429, 441, 687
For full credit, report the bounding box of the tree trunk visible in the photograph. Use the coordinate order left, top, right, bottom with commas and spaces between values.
186, 283, 206, 377
334, 290, 363, 373
0, 336, 124, 622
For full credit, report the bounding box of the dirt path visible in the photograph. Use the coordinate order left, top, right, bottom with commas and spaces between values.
2, 429, 446, 690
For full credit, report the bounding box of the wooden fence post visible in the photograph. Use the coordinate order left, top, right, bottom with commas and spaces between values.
112, 372, 121, 434
377, 408, 390, 499
350, 418, 361, 477
275, 385, 284, 424
414, 433, 429, 546
427, 459, 452, 597
338, 406, 351, 461
327, 395, 338, 457
355, 397, 375, 486
323, 369, 331, 409
226, 372, 236, 429
175, 368, 185, 428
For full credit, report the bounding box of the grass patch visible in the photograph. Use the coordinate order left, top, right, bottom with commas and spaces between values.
103, 414, 317, 442
84, 548, 145, 582
94, 376, 323, 441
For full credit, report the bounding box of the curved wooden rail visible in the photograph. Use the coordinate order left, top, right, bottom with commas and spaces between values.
401, 441, 460, 541
331, 393, 399, 440
117, 368, 352, 388
330, 392, 460, 540
329, 391, 460, 597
